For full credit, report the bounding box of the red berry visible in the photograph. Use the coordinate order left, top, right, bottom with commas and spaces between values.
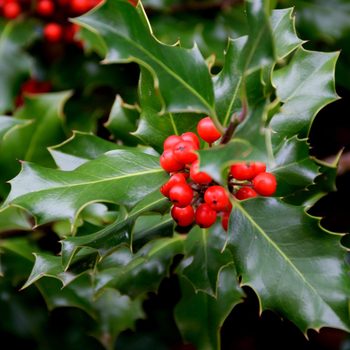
128, 0, 138, 6
204, 186, 230, 212
64, 23, 79, 43
221, 211, 230, 231
160, 173, 187, 198
37, 0, 54, 16
160, 149, 184, 173
44, 23, 63, 43
252, 172, 277, 196
235, 186, 258, 200
171, 205, 194, 227
230, 162, 255, 180
169, 183, 193, 208
251, 161, 266, 178
189, 159, 212, 184
70, 0, 91, 13
197, 117, 221, 144
181, 132, 200, 149
3, 2, 21, 18
173, 140, 198, 164
163, 135, 182, 150
195, 203, 217, 228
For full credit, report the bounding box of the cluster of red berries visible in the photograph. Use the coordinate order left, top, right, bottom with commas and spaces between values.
0, 0, 102, 44
159, 117, 277, 231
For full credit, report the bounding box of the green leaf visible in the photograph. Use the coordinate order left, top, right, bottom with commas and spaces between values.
49, 131, 121, 170
92, 288, 144, 349
0, 19, 38, 113
134, 68, 203, 152
213, 37, 246, 126
239, 0, 275, 74
197, 139, 253, 184
61, 190, 170, 269
0, 116, 31, 141
75, 0, 216, 117
271, 48, 339, 141
0, 206, 32, 233
0, 92, 70, 196
38, 276, 144, 349
175, 264, 244, 350
104, 95, 140, 146
271, 137, 320, 196
132, 213, 173, 249
97, 236, 184, 297
5, 149, 167, 226
179, 223, 232, 296
286, 0, 350, 42
227, 197, 350, 332
22, 250, 99, 289
36, 275, 95, 315
271, 8, 303, 59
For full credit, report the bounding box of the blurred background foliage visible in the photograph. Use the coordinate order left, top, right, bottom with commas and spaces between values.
0, 0, 349, 349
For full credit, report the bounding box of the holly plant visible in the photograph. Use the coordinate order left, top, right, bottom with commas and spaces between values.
0, 0, 349, 349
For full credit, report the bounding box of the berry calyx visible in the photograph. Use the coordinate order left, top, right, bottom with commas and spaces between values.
163, 135, 182, 150
197, 117, 221, 144
195, 203, 217, 228
44, 23, 63, 43
181, 132, 200, 149
190, 160, 212, 184
173, 140, 198, 164
204, 186, 230, 211
235, 186, 258, 200
160, 173, 187, 198
160, 149, 184, 173
252, 172, 277, 196
171, 205, 194, 227
169, 183, 193, 208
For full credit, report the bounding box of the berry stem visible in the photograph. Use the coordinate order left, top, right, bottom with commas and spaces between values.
220, 99, 248, 144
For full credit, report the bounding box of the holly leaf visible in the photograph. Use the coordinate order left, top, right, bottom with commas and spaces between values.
175, 264, 244, 350
197, 139, 253, 184
92, 288, 144, 349
238, 0, 275, 74
0, 92, 70, 196
49, 131, 122, 171
271, 8, 304, 60
22, 250, 99, 289
271, 48, 339, 142
227, 197, 350, 332
134, 68, 203, 153
75, 0, 216, 117
4, 149, 167, 226
0, 206, 32, 233
61, 190, 170, 269
96, 236, 184, 298
178, 223, 233, 296
271, 137, 320, 196
132, 213, 173, 249
0, 19, 38, 113
104, 95, 140, 146
0, 116, 31, 141
37, 274, 144, 348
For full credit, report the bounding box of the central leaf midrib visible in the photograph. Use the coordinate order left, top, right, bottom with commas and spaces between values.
14, 168, 163, 199
236, 202, 337, 313
84, 17, 215, 115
